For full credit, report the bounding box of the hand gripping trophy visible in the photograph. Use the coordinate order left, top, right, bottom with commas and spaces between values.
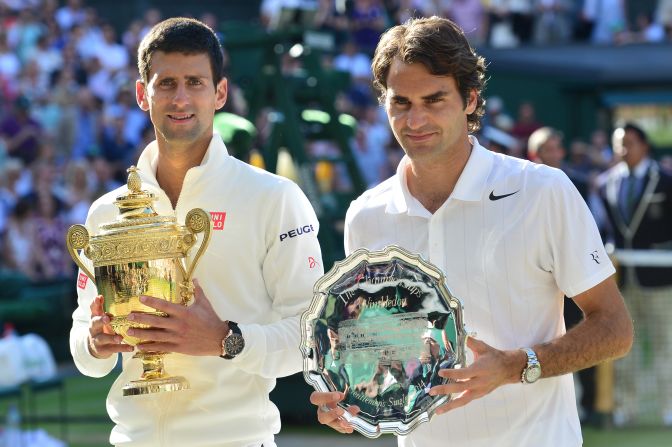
66, 166, 212, 396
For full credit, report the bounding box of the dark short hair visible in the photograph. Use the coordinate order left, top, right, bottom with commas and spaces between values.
623, 122, 649, 147
371, 16, 487, 133
137, 17, 224, 88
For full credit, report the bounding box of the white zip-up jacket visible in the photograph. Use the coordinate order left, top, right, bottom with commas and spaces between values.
70, 134, 324, 446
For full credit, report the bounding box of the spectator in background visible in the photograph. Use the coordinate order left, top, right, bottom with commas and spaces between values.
71, 87, 101, 160
446, 0, 487, 46
63, 158, 94, 225
509, 0, 535, 44
486, 0, 519, 48
26, 34, 63, 77
6, 7, 43, 63
140, 8, 162, 37
0, 158, 26, 234
315, 0, 351, 46
28, 164, 71, 280
121, 19, 144, 55
482, 95, 514, 132
528, 126, 589, 197
510, 100, 542, 155
658, 0, 672, 39
349, 0, 387, 55
584, 0, 626, 44
2, 196, 39, 280
596, 122, 672, 427
527, 126, 598, 424
332, 38, 373, 107
17, 59, 49, 103
660, 154, 672, 174
0, 95, 43, 166
106, 88, 149, 147
55, 0, 86, 32
352, 104, 390, 187
0, 31, 21, 91
100, 111, 133, 168
95, 24, 129, 73
534, 0, 571, 45
590, 128, 614, 169
621, 11, 666, 44
89, 156, 122, 200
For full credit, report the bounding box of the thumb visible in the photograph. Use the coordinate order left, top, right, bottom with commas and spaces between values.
192, 278, 203, 300
90, 295, 104, 316
466, 336, 490, 358
191, 278, 212, 308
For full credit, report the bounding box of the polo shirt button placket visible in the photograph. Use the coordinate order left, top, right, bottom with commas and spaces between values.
428, 216, 443, 264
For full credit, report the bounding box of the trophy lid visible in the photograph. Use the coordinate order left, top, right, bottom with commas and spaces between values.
100, 166, 177, 232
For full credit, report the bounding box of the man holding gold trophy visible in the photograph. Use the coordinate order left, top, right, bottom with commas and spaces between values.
68, 18, 323, 447
310, 17, 634, 447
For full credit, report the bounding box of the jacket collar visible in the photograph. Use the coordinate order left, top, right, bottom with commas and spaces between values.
135, 132, 229, 190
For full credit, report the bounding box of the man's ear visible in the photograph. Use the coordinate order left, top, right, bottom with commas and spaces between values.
136, 79, 149, 111
215, 77, 228, 111
465, 89, 477, 115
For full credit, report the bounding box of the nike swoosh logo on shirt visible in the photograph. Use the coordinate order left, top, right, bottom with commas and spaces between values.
489, 190, 519, 201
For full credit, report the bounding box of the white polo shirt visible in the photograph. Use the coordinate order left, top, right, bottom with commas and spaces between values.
344, 137, 614, 447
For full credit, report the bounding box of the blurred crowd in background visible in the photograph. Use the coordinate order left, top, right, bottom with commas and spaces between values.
1, 0, 672, 284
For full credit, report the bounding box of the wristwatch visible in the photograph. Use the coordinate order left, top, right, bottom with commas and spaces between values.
520, 348, 542, 384
220, 321, 245, 359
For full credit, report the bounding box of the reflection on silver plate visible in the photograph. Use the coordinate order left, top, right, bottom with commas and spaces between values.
301, 245, 467, 438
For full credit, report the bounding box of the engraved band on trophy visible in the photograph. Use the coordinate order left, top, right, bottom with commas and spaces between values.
66, 166, 212, 397
301, 246, 467, 438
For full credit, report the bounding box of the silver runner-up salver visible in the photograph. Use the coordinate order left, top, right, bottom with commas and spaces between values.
301, 245, 467, 438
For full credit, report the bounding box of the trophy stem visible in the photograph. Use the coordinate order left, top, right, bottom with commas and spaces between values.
140, 352, 167, 380
122, 352, 190, 396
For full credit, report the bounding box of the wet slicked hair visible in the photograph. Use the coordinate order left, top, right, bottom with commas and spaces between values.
137, 17, 224, 89
371, 16, 487, 133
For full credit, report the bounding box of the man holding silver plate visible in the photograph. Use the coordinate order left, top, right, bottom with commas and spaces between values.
309, 17, 633, 447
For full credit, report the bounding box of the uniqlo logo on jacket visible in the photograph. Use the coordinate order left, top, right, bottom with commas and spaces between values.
77, 272, 88, 289
210, 212, 226, 230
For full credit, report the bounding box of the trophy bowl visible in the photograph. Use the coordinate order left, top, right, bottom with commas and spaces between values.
301, 246, 467, 438
66, 166, 212, 396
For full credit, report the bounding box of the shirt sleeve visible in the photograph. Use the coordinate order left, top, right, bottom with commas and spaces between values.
343, 198, 362, 256
232, 181, 324, 378
69, 203, 119, 378
545, 171, 616, 297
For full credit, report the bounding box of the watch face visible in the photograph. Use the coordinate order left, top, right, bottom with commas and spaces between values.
525, 365, 542, 383
225, 333, 245, 357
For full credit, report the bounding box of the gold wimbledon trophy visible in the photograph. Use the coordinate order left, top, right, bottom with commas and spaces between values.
66, 166, 212, 396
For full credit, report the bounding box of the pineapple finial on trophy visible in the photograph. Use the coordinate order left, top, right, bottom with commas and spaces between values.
127, 166, 142, 193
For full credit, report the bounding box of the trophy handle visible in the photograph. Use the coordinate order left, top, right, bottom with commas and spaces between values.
66, 224, 95, 281
184, 208, 213, 281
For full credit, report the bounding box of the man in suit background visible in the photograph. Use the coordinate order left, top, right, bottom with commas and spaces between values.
597, 122, 672, 426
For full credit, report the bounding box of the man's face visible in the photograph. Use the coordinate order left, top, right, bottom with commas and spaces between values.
537, 135, 565, 168
136, 51, 227, 147
614, 128, 648, 168
384, 59, 476, 164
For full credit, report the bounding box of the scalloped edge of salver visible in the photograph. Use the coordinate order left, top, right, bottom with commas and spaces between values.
300, 244, 468, 438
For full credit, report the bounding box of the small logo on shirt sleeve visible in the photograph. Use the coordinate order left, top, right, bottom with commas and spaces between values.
210, 212, 227, 230
590, 250, 600, 264
77, 272, 89, 289
308, 256, 320, 269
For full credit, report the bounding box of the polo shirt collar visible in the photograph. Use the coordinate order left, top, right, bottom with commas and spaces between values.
385, 136, 494, 215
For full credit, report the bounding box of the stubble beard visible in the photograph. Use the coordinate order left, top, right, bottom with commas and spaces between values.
157, 117, 203, 145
